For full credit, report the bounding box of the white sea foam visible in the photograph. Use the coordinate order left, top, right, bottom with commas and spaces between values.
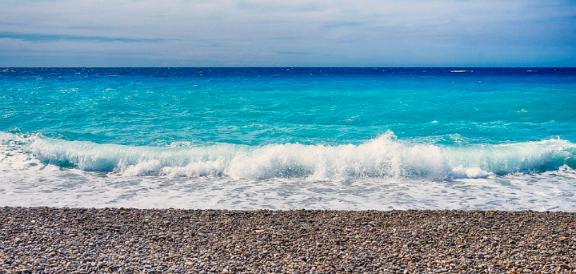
24, 132, 576, 181
2, 131, 576, 210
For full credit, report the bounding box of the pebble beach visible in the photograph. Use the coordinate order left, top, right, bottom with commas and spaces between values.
1, 207, 575, 273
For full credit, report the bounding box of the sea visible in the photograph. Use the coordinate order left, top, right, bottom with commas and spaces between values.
1, 67, 575, 211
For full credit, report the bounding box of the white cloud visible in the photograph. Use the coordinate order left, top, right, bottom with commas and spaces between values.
1, 0, 575, 66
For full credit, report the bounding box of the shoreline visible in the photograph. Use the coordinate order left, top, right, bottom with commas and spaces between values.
1, 207, 575, 273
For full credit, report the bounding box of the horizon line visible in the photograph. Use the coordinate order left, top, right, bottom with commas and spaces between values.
2, 66, 575, 69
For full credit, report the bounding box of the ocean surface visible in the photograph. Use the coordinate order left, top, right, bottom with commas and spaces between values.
1, 67, 575, 210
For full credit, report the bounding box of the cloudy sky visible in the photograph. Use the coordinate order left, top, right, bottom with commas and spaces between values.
1, 0, 575, 67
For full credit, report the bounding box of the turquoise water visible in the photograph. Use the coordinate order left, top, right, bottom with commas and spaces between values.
3, 68, 576, 146
1, 67, 575, 210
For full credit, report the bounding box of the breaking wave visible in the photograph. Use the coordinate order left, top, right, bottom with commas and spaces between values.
3, 131, 575, 181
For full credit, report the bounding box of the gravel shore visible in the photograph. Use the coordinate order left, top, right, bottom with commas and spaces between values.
1, 207, 575, 273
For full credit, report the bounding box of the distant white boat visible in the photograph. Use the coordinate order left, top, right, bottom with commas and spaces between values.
450, 70, 468, 73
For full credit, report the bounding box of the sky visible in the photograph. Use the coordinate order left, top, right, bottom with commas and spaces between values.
1, 0, 575, 67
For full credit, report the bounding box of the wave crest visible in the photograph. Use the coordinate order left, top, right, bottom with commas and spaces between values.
11, 132, 575, 181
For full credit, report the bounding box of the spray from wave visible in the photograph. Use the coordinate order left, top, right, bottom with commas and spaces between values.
3, 131, 566, 181
0, 131, 573, 181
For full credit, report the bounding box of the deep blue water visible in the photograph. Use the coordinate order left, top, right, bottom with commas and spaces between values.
1, 67, 575, 210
